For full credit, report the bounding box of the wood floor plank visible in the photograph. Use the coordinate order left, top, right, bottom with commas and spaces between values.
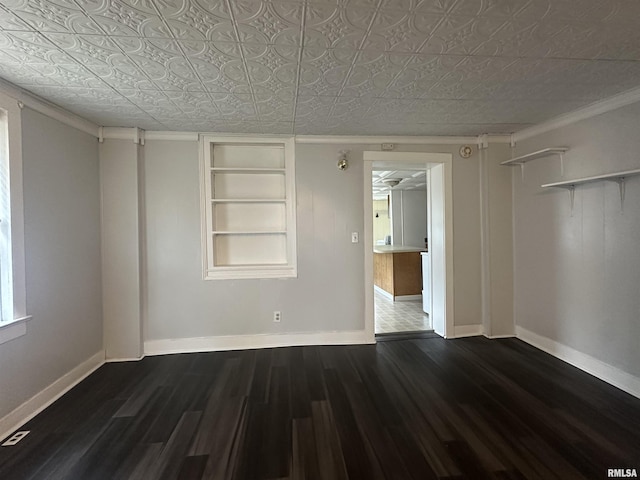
2, 337, 640, 479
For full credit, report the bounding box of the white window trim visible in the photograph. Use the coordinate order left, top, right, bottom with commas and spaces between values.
199, 135, 297, 280
0, 92, 30, 343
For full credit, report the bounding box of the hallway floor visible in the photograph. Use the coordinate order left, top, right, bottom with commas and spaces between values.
374, 289, 431, 334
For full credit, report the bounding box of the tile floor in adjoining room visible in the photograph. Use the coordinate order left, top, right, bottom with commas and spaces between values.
374, 289, 432, 334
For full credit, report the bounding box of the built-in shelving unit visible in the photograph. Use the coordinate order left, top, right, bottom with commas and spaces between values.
541, 168, 640, 213
501, 147, 569, 180
201, 137, 297, 279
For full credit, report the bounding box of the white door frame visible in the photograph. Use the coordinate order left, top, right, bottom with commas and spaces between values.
363, 151, 454, 340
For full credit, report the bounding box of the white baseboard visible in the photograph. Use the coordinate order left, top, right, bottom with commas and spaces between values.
105, 356, 144, 363
394, 294, 422, 302
484, 334, 516, 339
145, 330, 375, 356
453, 324, 484, 338
0, 350, 105, 442
374, 285, 393, 300
516, 326, 640, 400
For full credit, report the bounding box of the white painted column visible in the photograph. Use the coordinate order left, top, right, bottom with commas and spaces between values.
100, 139, 144, 360
479, 143, 515, 337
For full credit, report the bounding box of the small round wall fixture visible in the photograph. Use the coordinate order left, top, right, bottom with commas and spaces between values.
459, 145, 473, 158
337, 150, 349, 170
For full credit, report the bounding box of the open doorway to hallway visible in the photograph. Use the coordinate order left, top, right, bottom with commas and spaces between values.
371, 164, 432, 335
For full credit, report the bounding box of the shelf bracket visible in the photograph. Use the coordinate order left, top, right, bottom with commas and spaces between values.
568, 186, 576, 217
519, 162, 525, 183
559, 153, 565, 178
609, 177, 626, 212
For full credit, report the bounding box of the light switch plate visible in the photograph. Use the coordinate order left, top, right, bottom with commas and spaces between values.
351, 232, 359, 243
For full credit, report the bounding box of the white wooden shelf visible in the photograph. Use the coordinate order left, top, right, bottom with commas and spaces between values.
211, 167, 285, 174
502, 147, 569, 181
212, 230, 287, 235
202, 136, 296, 279
211, 198, 286, 203
501, 147, 569, 166
542, 168, 640, 213
541, 168, 640, 189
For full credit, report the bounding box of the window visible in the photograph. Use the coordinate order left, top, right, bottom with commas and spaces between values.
200, 136, 297, 280
0, 108, 12, 322
0, 94, 29, 344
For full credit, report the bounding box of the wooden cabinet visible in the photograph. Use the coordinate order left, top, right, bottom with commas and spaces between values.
374, 250, 423, 299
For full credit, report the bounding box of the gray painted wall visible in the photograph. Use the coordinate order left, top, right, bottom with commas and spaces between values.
389, 190, 427, 248
0, 108, 102, 419
144, 141, 366, 340
513, 102, 640, 377
142, 141, 488, 341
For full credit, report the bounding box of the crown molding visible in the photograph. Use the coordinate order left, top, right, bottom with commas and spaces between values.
0, 79, 99, 138
513, 85, 640, 143
144, 131, 199, 141
294, 135, 481, 145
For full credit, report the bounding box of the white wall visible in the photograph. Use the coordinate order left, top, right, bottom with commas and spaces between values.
0, 108, 102, 420
389, 190, 427, 247
513, 102, 640, 378
100, 140, 144, 360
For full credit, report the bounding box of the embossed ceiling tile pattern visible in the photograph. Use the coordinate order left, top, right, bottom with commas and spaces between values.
27, 63, 104, 88
1, 31, 74, 65
179, 40, 249, 93
295, 95, 338, 119
242, 43, 299, 91
304, 4, 375, 49
473, 19, 553, 58
341, 51, 412, 97
363, 10, 437, 53
163, 2, 237, 42
421, 15, 508, 55
412, 0, 458, 16
449, 0, 532, 18
45, 33, 123, 68
0, 0, 639, 135
0, 62, 59, 88
257, 122, 293, 134
424, 80, 484, 100
298, 47, 357, 96
0, 5, 34, 31
445, 55, 516, 84
382, 54, 460, 98
330, 95, 371, 118
377, 0, 422, 12
232, 0, 303, 46
3, 0, 102, 34
84, 0, 171, 37
209, 92, 258, 118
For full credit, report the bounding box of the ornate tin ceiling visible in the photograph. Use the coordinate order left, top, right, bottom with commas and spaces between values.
1, 0, 639, 135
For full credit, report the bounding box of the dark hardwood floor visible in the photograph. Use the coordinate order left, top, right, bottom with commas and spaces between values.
2, 337, 640, 479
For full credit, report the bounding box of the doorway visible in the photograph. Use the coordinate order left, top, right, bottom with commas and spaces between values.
363, 151, 454, 340
371, 164, 431, 335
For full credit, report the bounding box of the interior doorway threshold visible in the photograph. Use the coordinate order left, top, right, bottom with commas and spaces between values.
375, 330, 438, 342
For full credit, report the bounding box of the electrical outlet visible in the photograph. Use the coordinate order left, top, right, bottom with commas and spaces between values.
2, 431, 29, 447
351, 232, 359, 243
273, 311, 281, 322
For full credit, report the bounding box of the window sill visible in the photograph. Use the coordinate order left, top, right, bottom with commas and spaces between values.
0, 315, 32, 345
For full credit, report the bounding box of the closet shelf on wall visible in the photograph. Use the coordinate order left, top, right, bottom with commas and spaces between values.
501, 147, 569, 180
541, 168, 640, 213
